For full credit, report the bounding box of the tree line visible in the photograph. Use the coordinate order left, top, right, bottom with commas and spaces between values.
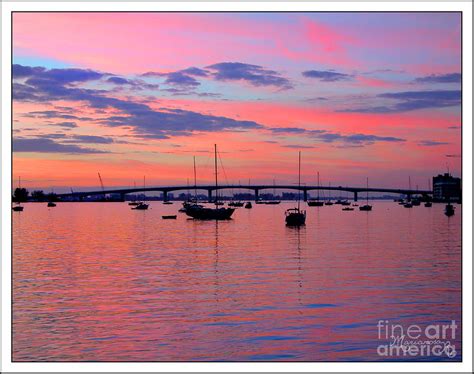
12, 188, 58, 203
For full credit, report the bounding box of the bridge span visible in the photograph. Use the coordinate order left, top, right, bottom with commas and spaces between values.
57, 184, 432, 202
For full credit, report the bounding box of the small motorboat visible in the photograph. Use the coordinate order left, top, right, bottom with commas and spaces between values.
445, 203, 455, 217
403, 202, 413, 208
307, 200, 324, 206
128, 201, 139, 206
163, 201, 173, 205
12, 204, 24, 212
265, 200, 281, 205
162, 215, 177, 219
47, 202, 56, 207
244, 202, 252, 209
228, 201, 244, 207
352, 203, 358, 206
132, 202, 149, 210
324, 201, 334, 206
255, 199, 265, 204
411, 199, 421, 206
341, 200, 351, 206
424, 201, 432, 207
342, 207, 354, 211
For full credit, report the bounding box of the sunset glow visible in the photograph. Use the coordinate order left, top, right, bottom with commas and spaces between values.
12, 12, 462, 191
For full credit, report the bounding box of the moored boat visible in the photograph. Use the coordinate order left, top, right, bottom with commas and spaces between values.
285, 151, 306, 226
162, 215, 177, 219
184, 145, 235, 220
445, 203, 455, 217
265, 200, 281, 205
358, 177, 372, 212
132, 202, 149, 210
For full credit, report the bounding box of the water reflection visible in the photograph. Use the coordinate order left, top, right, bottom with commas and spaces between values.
13, 201, 461, 361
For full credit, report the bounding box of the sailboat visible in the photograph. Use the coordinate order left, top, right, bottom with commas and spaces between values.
341, 187, 351, 205
424, 179, 432, 207
182, 156, 203, 211
47, 187, 57, 207
12, 176, 25, 211
308, 171, 324, 206
132, 176, 149, 210
445, 201, 455, 217
403, 177, 413, 208
285, 152, 306, 226
359, 177, 372, 211
265, 179, 281, 204
325, 182, 334, 205
128, 181, 140, 206
185, 145, 235, 220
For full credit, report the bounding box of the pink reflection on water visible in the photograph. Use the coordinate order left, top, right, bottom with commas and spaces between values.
13, 201, 461, 361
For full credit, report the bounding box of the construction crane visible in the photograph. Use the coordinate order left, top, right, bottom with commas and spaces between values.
98, 172, 106, 200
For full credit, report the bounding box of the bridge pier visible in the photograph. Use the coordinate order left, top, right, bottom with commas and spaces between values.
254, 189, 259, 201
303, 190, 308, 202
354, 191, 358, 202
208, 189, 213, 202
163, 190, 168, 202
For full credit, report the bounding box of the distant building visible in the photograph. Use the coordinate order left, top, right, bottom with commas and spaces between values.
433, 173, 461, 202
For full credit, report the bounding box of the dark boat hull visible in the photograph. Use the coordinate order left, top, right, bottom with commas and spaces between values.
285, 212, 306, 226
307, 201, 324, 206
12, 206, 24, 211
162, 215, 177, 219
445, 205, 455, 217
359, 205, 372, 211
185, 206, 235, 220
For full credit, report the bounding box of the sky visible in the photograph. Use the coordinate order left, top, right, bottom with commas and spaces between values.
12, 12, 462, 192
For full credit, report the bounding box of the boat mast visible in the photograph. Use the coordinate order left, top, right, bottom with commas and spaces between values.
193, 156, 197, 200
298, 151, 301, 210
408, 176, 411, 201
214, 144, 218, 208
317, 171, 320, 200
366, 177, 369, 205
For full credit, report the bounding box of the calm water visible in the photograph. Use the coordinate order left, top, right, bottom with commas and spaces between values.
13, 201, 462, 361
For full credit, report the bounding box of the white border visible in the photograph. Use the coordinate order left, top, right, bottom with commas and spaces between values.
1, 2, 472, 372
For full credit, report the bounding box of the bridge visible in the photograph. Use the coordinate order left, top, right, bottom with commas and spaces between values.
57, 184, 432, 202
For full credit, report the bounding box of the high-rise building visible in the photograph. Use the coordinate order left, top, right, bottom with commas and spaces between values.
433, 173, 461, 202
